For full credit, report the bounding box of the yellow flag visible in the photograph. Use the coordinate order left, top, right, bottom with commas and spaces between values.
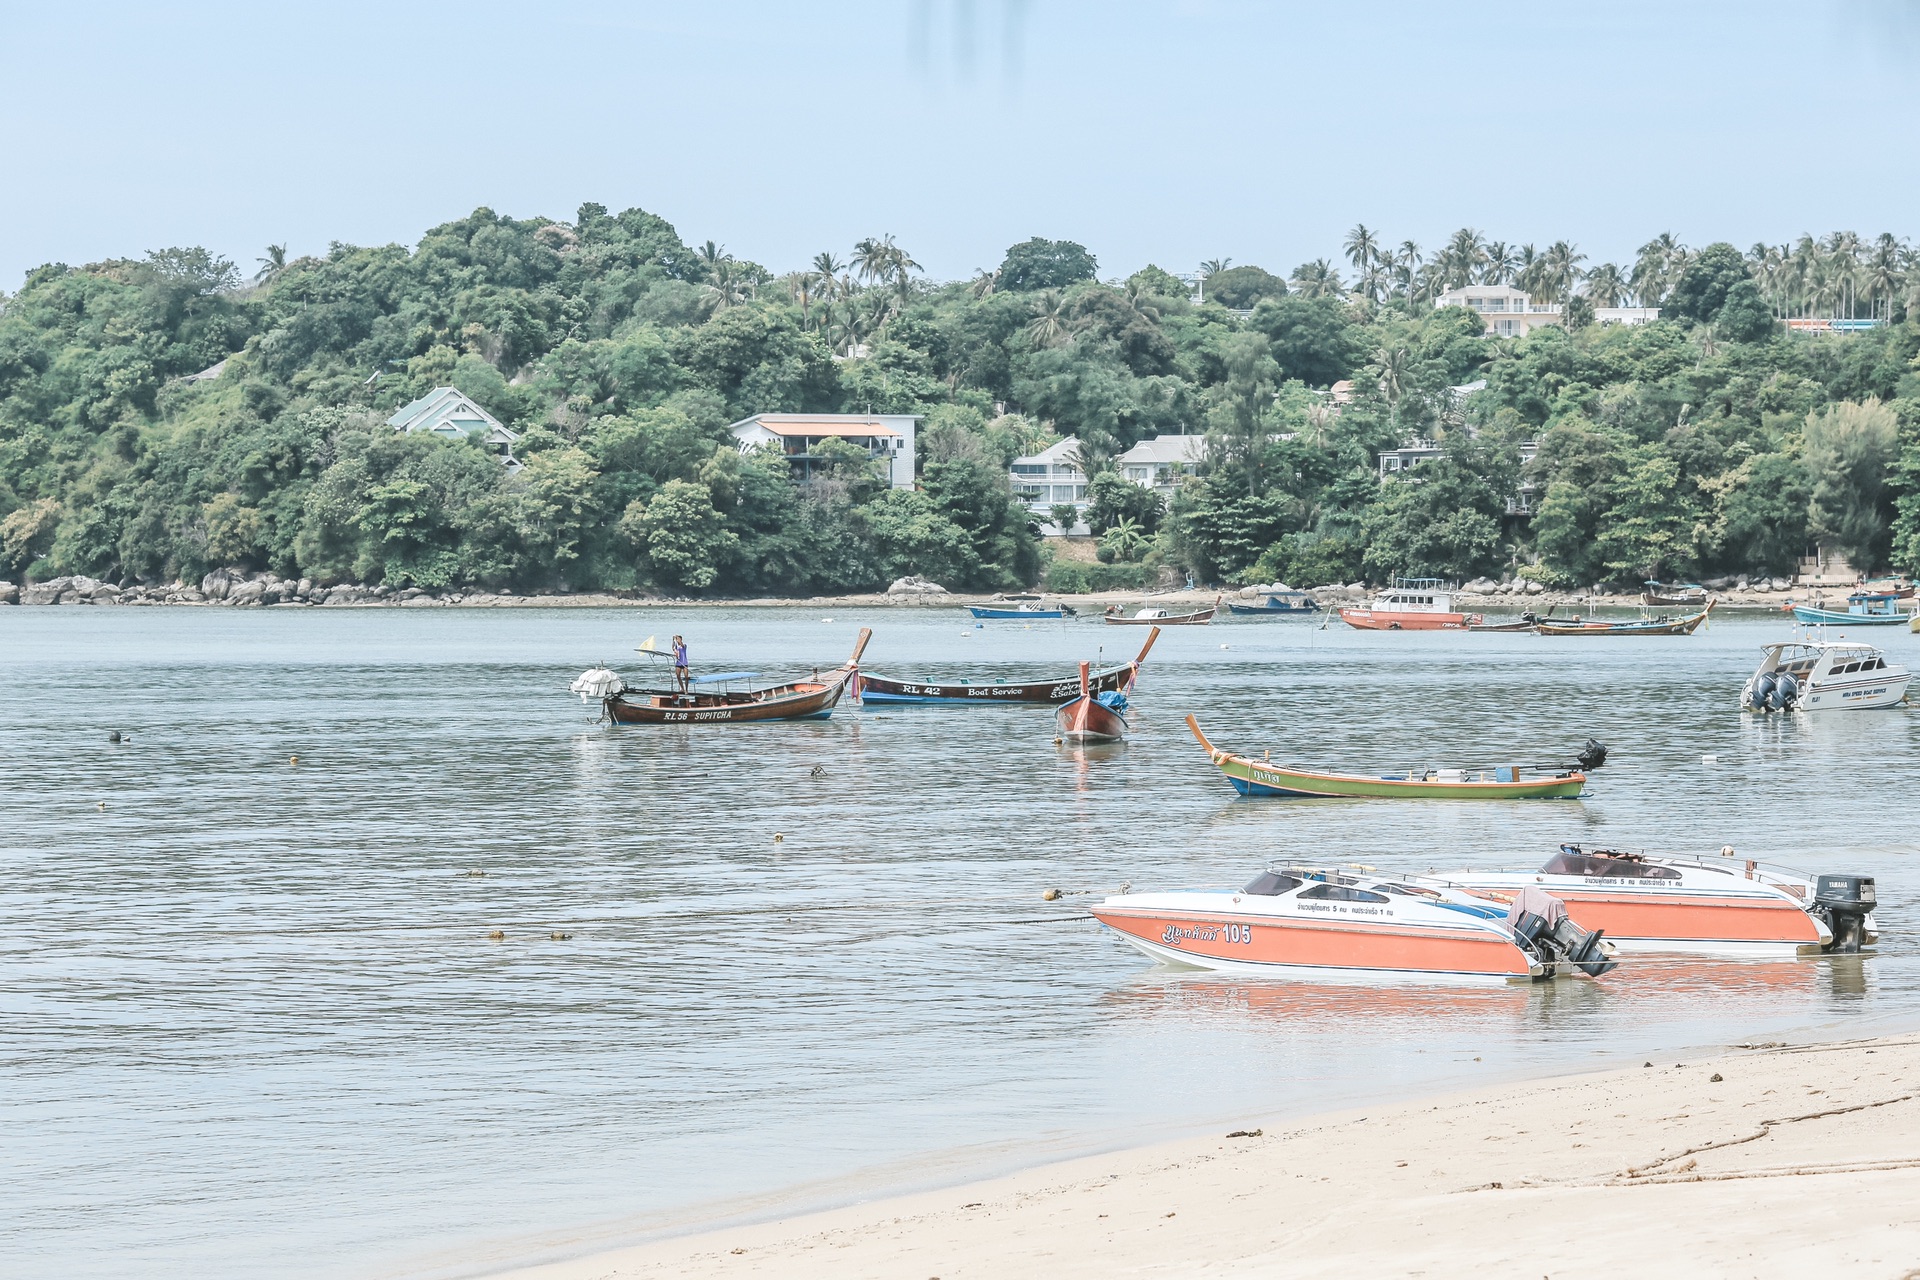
637, 635, 659, 653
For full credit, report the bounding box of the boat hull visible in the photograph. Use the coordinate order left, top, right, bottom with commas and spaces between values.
1091, 906, 1540, 984
1339, 608, 1475, 630
1105, 606, 1215, 626
1537, 607, 1711, 636
1791, 606, 1908, 626
1055, 696, 1127, 744
967, 606, 1065, 619
858, 668, 1130, 705
1445, 878, 1826, 956
1796, 673, 1913, 710
1187, 718, 1584, 799
1226, 597, 1318, 615
606, 674, 849, 724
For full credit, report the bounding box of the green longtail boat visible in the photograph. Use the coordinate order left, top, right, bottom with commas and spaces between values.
1186, 716, 1597, 800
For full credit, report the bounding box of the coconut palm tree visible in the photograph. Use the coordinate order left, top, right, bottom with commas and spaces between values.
1289, 258, 1344, 298
1342, 225, 1379, 272
254, 244, 287, 284
1584, 263, 1629, 308
1025, 289, 1072, 349
1439, 228, 1487, 290
1542, 241, 1587, 305
1631, 233, 1684, 308
1514, 245, 1546, 303
1864, 234, 1903, 321
969, 268, 998, 299
1481, 241, 1516, 285
1374, 345, 1412, 434
1200, 258, 1233, 277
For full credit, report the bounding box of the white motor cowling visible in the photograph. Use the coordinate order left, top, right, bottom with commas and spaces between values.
570, 668, 626, 703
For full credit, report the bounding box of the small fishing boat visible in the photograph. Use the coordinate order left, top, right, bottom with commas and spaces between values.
1862, 574, 1915, 600
1741, 640, 1911, 711
1535, 603, 1712, 636
1103, 596, 1219, 626
1436, 845, 1878, 957
1225, 589, 1319, 615
1642, 580, 1710, 607
1090, 866, 1613, 984
570, 629, 870, 724
1790, 592, 1910, 626
1055, 661, 1129, 744
858, 629, 1160, 705
1186, 716, 1600, 800
967, 601, 1072, 620
1338, 578, 1481, 630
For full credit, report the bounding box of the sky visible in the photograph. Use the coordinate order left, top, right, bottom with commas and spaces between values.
3, 0, 1920, 289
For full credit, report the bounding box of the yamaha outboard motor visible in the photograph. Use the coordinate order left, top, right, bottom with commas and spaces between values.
1576, 739, 1608, 772
1747, 672, 1775, 710
1770, 673, 1799, 711
1814, 874, 1876, 953
1548, 916, 1617, 977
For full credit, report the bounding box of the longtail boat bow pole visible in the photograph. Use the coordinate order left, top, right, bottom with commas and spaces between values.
1126, 625, 1162, 691
846, 626, 874, 669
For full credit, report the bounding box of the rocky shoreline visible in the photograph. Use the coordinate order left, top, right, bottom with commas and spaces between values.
0, 569, 1850, 612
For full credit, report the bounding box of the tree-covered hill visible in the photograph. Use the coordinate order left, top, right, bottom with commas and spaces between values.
1, 206, 1917, 595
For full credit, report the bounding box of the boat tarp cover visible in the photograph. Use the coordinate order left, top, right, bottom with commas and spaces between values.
1505, 885, 1568, 926
690, 671, 759, 684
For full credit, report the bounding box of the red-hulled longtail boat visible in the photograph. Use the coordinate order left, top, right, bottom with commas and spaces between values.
1090, 866, 1614, 985
1431, 844, 1879, 957
857, 627, 1160, 705
1055, 660, 1129, 744
570, 628, 871, 724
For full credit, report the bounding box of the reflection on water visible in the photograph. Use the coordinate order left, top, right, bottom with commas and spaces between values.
0, 607, 1916, 1277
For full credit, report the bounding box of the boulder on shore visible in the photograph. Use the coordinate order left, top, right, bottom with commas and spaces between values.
887, 575, 948, 596
0, 582, 18, 605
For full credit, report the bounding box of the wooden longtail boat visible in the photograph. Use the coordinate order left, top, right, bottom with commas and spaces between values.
1225, 590, 1319, 615
1104, 596, 1219, 626
1535, 603, 1713, 636
1468, 612, 1540, 632
1055, 661, 1128, 744
590, 629, 871, 724
857, 628, 1160, 705
1641, 580, 1710, 607
1186, 716, 1591, 800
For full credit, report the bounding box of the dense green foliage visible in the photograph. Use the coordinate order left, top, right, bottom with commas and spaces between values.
2, 209, 1918, 594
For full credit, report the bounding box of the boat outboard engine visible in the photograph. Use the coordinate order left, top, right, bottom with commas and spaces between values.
1576, 739, 1608, 772
1814, 874, 1876, 953
1746, 672, 1775, 710
1505, 886, 1615, 978
1547, 916, 1617, 977
1769, 672, 1799, 711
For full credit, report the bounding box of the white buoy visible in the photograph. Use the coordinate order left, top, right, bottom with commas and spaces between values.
1702, 753, 1719, 764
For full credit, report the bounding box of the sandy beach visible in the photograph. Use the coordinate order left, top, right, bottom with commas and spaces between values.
491, 1032, 1920, 1280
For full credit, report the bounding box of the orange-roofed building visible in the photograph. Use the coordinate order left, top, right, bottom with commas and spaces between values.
727, 413, 919, 489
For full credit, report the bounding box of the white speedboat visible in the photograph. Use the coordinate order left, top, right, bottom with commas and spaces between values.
1434, 845, 1877, 957
1742, 640, 1910, 711
1090, 866, 1613, 985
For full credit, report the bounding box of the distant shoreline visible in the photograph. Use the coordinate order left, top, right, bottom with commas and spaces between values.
0, 575, 1845, 614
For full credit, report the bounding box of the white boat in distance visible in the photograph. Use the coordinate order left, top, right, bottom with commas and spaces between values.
1742, 640, 1911, 711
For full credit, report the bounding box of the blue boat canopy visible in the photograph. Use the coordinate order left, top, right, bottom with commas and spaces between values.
690, 671, 759, 684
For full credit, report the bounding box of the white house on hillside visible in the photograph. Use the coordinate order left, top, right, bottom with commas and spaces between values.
1435, 284, 1659, 335
1011, 437, 1089, 533
728, 414, 918, 489
1117, 434, 1205, 502
387, 387, 520, 461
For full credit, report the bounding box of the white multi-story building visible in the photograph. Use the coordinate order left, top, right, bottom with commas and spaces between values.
1436, 284, 1658, 335
1011, 438, 1089, 533
1117, 434, 1205, 501
728, 413, 918, 489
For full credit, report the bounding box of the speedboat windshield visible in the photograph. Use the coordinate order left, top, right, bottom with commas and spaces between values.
1540, 847, 1682, 879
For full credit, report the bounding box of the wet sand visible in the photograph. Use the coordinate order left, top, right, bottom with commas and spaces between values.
490, 1033, 1920, 1279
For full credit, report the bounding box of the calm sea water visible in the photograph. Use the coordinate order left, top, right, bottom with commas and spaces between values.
2, 604, 1916, 1277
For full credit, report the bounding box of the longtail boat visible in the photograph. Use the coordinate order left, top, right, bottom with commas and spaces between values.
1055, 661, 1128, 744
1225, 590, 1319, 615
858, 628, 1160, 705
571, 629, 871, 724
1104, 596, 1219, 626
1790, 593, 1909, 626
1186, 715, 1596, 800
966, 602, 1072, 619
1641, 580, 1710, 607
1535, 603, 1713, 636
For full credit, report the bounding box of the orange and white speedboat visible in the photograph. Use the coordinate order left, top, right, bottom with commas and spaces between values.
1338, 577, 1482, 631
1434, 845, 1878, 958
1091, 866, 1613, 985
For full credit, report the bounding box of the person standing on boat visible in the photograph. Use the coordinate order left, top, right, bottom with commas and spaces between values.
672, 635, 690, 693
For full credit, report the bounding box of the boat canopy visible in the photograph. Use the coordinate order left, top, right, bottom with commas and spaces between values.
690, 671, 760, 684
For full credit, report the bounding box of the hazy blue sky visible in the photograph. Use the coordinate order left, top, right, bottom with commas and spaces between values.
4, 1, 1919, 288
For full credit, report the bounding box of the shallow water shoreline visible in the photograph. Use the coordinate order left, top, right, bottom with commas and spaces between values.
484, 1030, 1920, 1280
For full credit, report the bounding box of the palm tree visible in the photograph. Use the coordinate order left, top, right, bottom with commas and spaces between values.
1025, 289, 1072, 349
851, 236, 887, 287
1584, 263, 1630, 308
1514, 245, 1545, 303
1481, 241, 1516, 286
1631, 233, 1682, 308
1342, 225, 1379, 272
1864, 234, 1903, 321
969, 268, 998, 299
1440, 228, 1487, 290
1200, 258, 1233, 277
813, 252, 848, 282
254, 244, 287, 285
785, 271, 824, 326
1099, 515, 1149, 563
1289, 259, 1343, 298
1542, 240, 1587, 305
1122, 279, 1163, 325
1375, 345, 1412, 434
